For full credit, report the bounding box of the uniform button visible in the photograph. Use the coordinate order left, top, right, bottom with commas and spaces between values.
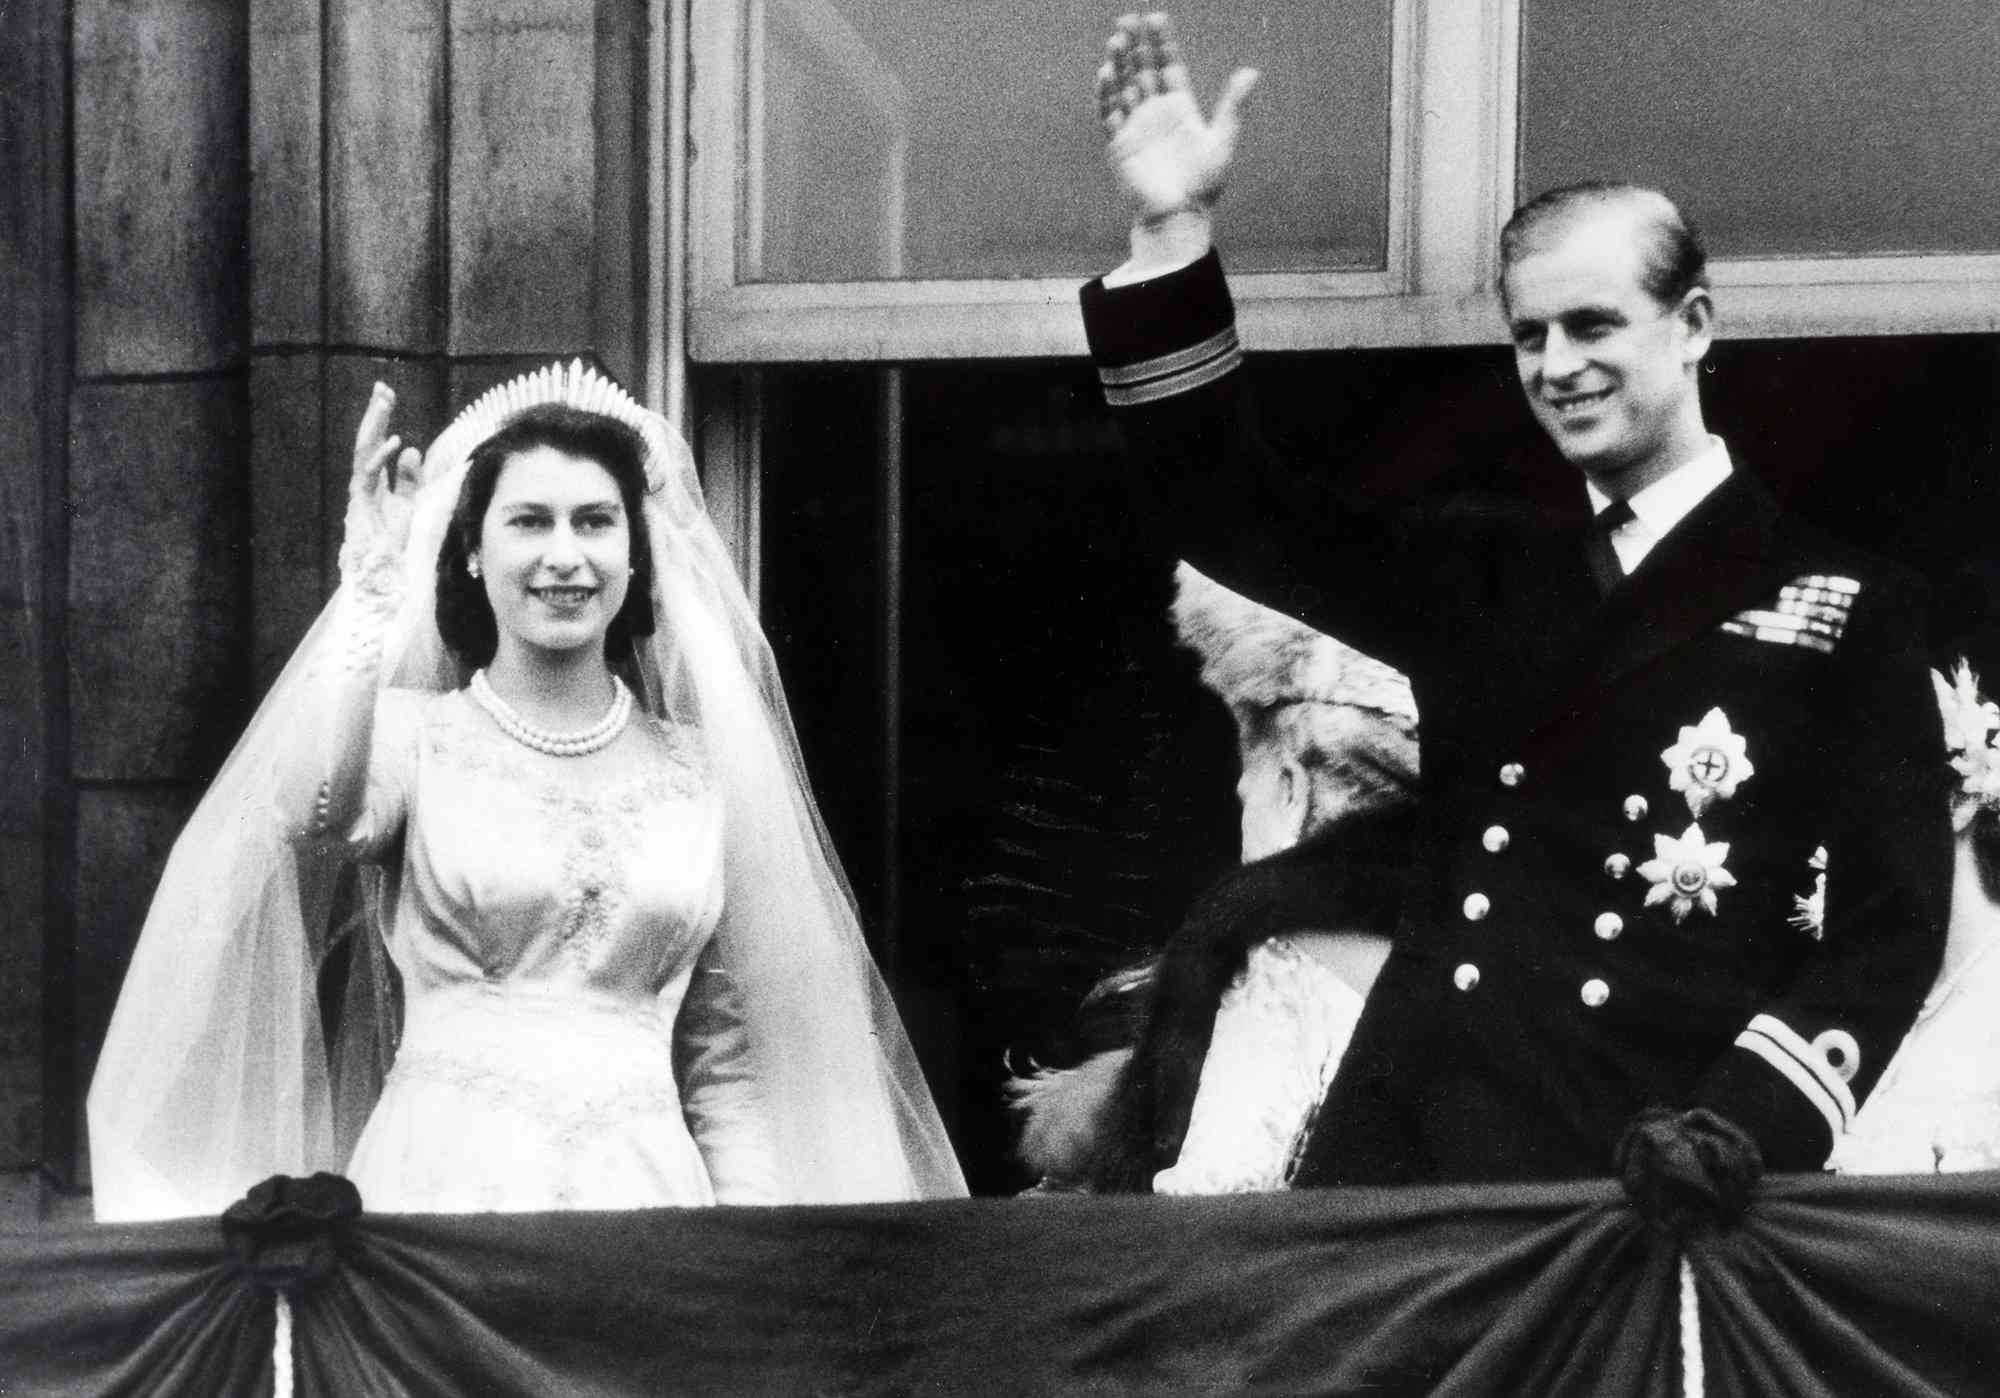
1482, 825, 1510, 853
1814, 1029, 1862, 1083
1454, 963, 1481, 992
1499, 762, 1525, 788
1603, 852, 1631, 879
1462, 892, 1491, 922
1580, 978, 1610, 1008
1594, 912, 1623, 941
1624, 795, 1649, 823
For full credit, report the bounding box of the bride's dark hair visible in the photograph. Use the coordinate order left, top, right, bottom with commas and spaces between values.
435, 404, 658, 668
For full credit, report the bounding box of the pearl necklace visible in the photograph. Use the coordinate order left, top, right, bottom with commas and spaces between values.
469, 669, 633, 757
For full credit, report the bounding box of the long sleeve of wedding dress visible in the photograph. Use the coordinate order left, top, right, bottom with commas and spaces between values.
673, 944, 783, 1203
273, 542, 415, 855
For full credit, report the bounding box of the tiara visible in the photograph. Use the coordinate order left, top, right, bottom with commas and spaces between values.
421, 359, 677, 496
1934, 660, 2000, 808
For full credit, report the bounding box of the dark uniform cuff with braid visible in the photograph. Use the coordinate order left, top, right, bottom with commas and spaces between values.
1080, 249, 1242, 406
1696, 1025, 1851, 1173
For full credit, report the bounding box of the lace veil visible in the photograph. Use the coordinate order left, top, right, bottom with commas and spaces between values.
88, 363, 966, 1219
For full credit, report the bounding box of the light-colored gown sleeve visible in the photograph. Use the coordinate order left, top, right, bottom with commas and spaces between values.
90, 547, 417, 1219
674, 936, 784, 1204
273, 553, 419, 860
1153, 935, 1367, 1195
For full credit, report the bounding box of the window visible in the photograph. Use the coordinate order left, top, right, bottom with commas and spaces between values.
1521, 0, 2000, 259
687, 0, 1508, 359
683, 0, 2000, 359
746, 0, 1395, 283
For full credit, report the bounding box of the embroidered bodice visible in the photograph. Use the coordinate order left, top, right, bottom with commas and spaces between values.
350, 689, 723, 1002
290, 687, 779, 1209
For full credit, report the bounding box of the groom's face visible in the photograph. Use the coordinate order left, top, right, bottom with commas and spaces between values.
1503, 204, 1711, 495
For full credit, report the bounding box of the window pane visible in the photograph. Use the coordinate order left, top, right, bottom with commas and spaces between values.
1520, 1, 2000, 258
748, 0, 1394, 281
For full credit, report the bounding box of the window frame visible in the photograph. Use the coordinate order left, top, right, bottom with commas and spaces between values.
681, 0, 2000, 364
653, 0, 2000, 966
686, 0, 1505, 360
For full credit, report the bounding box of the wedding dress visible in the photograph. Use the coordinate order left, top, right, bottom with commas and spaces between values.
319, 688, 783, 1210
87, 362, 965, 1219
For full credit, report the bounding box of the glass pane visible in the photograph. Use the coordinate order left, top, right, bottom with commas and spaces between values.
748, 0, 1394, 281
1520, 1, 2000, 258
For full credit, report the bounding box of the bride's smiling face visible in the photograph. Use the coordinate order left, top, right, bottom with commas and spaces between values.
473, 446, 632, 658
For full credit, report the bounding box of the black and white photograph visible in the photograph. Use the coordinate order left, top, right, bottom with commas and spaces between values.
5, 2, 2000, 1392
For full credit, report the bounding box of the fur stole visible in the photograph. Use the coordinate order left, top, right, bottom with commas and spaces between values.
1009, 805, 1417, 1191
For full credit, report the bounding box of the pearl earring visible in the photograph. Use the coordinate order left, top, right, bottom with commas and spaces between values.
468, 557, 482, 579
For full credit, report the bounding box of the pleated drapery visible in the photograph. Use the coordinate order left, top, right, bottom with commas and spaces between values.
8, 1173, 2000, 1396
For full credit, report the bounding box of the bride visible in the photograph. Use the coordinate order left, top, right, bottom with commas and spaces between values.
88, 363, 965, 1218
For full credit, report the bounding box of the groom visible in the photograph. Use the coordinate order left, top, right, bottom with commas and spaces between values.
1080, 13, 1950, 1184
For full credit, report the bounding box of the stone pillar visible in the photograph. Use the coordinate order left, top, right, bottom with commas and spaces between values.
0, 0, 68, 1176
52, 0, 254, 1190
249, 0, 649, 683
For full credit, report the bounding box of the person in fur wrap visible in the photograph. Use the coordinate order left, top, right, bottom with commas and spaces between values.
1010, 563, 1419, 1193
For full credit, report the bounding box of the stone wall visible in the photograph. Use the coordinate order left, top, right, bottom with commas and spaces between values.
1, 0, 647, 1193
0, 0, 66, 1177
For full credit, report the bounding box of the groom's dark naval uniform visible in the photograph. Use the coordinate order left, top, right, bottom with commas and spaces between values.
1082, 251, 1949, 1183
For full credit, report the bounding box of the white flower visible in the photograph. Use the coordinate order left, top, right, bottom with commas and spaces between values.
1935, 662, 1999, 754
1789, 845, 1827, 940
1933, 662, 2000, 807
1639, 823, 1738, 923
1660, 708, 1755, 818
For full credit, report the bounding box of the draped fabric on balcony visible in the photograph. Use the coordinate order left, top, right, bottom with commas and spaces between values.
7, 1173, 1999, 1397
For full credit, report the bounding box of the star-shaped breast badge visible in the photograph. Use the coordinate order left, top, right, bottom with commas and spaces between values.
1639, 823, 1738, 922
1661, 708, 1754, 818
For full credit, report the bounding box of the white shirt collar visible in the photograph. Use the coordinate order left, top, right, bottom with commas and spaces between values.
1586, 437, 1733, 573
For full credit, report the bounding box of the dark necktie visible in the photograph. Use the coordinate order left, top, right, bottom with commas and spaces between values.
1585, 499, 1636, 596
